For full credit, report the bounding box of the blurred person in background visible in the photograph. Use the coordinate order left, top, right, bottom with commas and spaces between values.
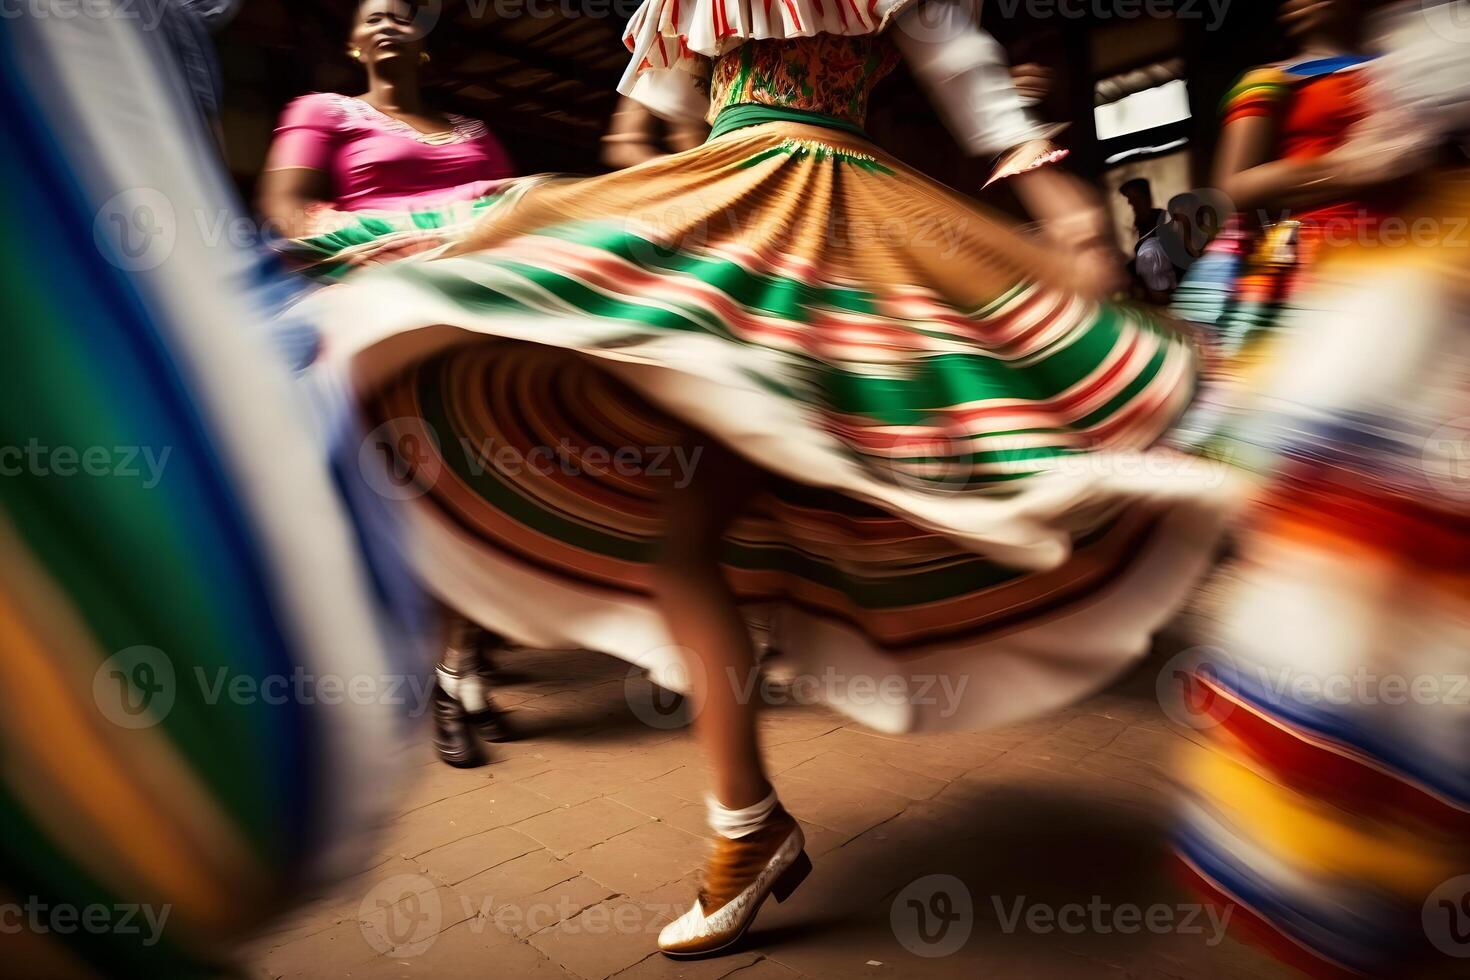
1168, 0, 1374, 364
258, 0, 517, 264
259, 0, 521, 768
1168, 0, 1382, 453
1170, 1, 1470, 975
1120, 176, 1168, 242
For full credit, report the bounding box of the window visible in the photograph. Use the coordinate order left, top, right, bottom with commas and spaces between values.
1094, 76, 1190, 141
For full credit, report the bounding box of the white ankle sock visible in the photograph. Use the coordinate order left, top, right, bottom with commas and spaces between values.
707, 790, 779, 839
437, 665, 488, 713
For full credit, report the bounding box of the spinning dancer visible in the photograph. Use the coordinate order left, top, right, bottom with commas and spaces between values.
305, 0, 1233, 957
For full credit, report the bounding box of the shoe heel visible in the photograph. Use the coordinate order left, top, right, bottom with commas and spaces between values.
771, 850, 812, 903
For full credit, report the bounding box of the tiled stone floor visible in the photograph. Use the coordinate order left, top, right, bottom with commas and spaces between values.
247, 643, 1289, 980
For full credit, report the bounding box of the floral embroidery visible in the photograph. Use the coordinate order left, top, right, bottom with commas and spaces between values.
709, 34, 900, 127
334, 95, 487, 146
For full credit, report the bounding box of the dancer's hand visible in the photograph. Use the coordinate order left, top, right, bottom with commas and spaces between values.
1011, 167, 1127, 298
1326, 109, 1435, 192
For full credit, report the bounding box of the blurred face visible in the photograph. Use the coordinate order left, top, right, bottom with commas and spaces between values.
1279, 0, 1354, 40
349, 1, 425, 68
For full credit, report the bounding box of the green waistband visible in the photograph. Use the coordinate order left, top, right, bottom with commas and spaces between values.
707, 103, 869, 141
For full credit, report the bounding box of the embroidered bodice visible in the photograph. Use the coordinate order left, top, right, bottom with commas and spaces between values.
707, 33, 901, 127
617, 0, 1056, 165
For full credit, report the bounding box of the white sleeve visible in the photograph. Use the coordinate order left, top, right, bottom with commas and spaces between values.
623, 64, 712, 125
890, 0, 1049, 157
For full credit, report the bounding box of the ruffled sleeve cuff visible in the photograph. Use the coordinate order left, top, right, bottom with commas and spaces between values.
982, 136, 1071, 187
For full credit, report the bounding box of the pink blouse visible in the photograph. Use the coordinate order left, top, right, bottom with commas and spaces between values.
266, 92, 515, 212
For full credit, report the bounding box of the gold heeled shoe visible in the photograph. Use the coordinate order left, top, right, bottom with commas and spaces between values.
658, 804, 812, 958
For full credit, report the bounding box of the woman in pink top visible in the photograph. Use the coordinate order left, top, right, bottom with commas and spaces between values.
261, 1, 520, 768
258, 0, 514, 238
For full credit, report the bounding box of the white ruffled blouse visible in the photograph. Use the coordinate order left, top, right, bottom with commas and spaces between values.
617, 0, 1052, 159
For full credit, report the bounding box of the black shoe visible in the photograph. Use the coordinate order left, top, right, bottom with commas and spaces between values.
432, 683, 488, 768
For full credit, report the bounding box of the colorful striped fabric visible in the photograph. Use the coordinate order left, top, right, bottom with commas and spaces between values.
3, 11, 420, 976
1171, 171, 1470, 977
303, 102, 1236, 734
276, 183, 548, 281
1220, 67, 1292, 124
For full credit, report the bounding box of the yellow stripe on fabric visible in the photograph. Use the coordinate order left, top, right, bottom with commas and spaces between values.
1182, 744, 1464, 899
0, 530, 261, 936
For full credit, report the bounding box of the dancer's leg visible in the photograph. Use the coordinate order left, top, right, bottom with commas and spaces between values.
650, 438, 770, 807
433, 608, 515, 767
650, 435, 812, 957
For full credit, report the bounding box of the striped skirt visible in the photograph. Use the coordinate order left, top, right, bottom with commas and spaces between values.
305, 118, 1237, 734
1171, 170, 1470, 977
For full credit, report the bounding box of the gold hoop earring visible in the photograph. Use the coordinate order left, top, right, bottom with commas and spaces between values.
349, 46, 362, 61
420, 51, 432, 65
